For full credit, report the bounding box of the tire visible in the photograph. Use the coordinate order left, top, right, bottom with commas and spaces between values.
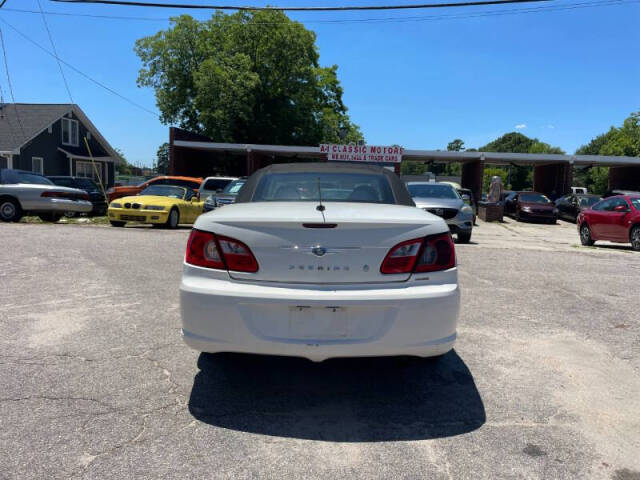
39, 213, 63, 223
110, 221, 125, 227
64, 211, 78, 218
580, 223, 595, 246
630, 225, 640, 252
515, 210, 521, 222
0, 197, 22, 222
166, 208, 179, 229
457, 231, 472, 244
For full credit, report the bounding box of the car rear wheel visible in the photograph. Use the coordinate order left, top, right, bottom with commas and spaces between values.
39, 213, 63, 223
630, 225, 640, 251
580, 223, 595, 246
0, 197, 22, 222
457, 231, 472, 244
166, 208, 179, 229
110, 221, 125, 227
515, 210, 521, 222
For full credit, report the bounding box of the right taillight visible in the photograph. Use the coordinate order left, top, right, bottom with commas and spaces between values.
185, 229, 258, 273
380, 233, 455, 274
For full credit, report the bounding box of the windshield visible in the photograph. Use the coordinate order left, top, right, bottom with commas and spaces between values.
519, 193, 551, 204
579, 196, 601, 207
252, 172, 395, 204
407, 184, 459, 200
139, 185, 186, 199
222, 179, 247, 195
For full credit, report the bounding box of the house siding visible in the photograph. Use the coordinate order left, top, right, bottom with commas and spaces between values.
13, 112, 114, 187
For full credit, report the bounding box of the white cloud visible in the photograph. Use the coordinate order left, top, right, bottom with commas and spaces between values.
547, 124, 555, 129
515, 124, 527, 130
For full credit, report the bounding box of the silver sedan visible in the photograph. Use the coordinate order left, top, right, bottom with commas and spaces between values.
0, 169, 92, 222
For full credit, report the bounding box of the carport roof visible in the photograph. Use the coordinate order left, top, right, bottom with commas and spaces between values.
172, 140, 640, 167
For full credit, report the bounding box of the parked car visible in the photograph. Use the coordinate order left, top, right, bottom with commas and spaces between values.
504, 191, 558, 223
107, 184, 203, 228
555, 193, 602, 223
48, 176, 108, 216
406, 181, 473, 243
198, 176, 237, 201
457, 187, 477, 225
180, 163, 459, 362
578, 195, 640, 251
106, 175, 203, 202
0, 169, 92, 222
203, 177, 247, 212
603, 189, 640, 198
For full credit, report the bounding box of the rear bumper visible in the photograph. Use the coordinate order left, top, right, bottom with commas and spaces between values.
31, 198, 93, 213
180, 265, 460, 362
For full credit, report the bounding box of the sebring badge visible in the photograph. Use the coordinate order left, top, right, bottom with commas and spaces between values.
311, 246, 327, 257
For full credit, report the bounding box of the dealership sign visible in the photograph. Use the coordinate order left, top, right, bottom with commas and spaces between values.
320, 144, 403, 164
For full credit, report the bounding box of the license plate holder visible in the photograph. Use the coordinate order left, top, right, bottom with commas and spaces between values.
289, 306, 348, 339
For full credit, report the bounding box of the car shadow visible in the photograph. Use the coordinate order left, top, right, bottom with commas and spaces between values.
188, 350, 485, 441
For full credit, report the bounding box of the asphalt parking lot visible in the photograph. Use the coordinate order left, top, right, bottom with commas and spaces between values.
1, 219, 639, 479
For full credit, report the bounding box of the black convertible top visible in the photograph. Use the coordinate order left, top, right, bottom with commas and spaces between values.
235, 162, 415, 206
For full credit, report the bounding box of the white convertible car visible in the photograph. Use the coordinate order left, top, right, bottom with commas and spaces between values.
180, 163, 460, 362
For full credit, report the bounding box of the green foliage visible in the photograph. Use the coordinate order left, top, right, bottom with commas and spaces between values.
155, 142, 170, 174
478, 132, 564, 190
447, 139, 465, 152
114, 148, 132, 176
135, 11, 362, 145
577, 112, 640, 157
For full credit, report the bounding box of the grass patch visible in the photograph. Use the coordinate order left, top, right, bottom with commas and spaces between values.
21, 216, 110, 225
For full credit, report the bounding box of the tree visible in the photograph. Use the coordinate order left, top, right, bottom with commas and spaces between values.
155, 142, 170, 174
114, 148, 132, 176
447, 139, 465, 152
478, 132, 564, 190
135, 11, 362, 145
574, 112, 640, 194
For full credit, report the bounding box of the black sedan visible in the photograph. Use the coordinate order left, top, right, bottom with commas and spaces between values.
555, 193, 602, 223
48, 176, 108, 216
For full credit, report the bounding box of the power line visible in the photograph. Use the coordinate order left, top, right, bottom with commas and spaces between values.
0, 18, 160, 118
52, 0, 556, 12
0, 26, 25, 137
5, 0, 636, 23
36, 0, 74, 104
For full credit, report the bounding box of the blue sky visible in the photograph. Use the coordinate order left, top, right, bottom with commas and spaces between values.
0, 0, 638, 166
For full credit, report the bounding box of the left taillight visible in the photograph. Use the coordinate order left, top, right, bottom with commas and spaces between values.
41, 191, 89, 201
380, 232, 455, 274
185, 229, 258, 273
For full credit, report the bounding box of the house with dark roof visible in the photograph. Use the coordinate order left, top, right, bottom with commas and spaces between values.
0, 103, 121, 187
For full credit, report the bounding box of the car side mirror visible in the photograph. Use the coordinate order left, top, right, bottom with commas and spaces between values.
614, 205, 629, 213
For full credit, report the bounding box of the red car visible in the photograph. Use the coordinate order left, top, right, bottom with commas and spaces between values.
578, 195, 640, 251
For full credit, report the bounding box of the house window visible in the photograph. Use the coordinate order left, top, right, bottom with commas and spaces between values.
76, 160, 101, 182
32, 157, 44, 175
61, 118, 79, 146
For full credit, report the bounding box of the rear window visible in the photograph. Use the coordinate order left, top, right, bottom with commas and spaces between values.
407, 184, 459, 199
631, 198, 640, 210
203, 178, 232, 191
519, 193, 551, 204
222, 179, 246, 194
2, 170, 53, 185
252, 172, 395, 204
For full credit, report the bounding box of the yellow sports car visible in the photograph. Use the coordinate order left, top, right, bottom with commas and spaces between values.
108, 185, 204, 228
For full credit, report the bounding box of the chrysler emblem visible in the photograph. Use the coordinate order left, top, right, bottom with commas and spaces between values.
311, 246, 327, 257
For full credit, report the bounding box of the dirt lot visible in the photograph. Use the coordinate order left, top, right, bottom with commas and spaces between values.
0, 220, 638, 479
